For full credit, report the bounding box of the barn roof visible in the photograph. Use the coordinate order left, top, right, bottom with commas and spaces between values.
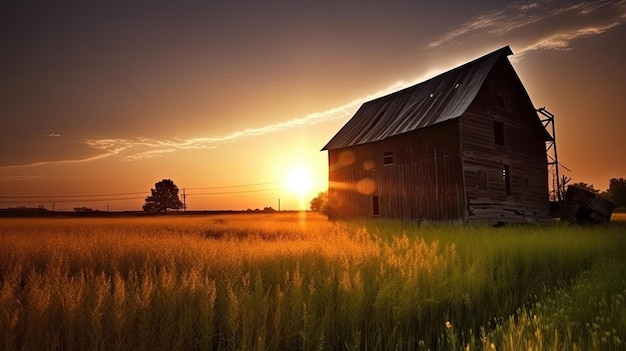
322, 46, 515, 151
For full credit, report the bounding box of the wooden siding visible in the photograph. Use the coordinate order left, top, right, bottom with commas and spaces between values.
461, 57, 549, 224
328, 120, 465, 221
324, 49, 550, 224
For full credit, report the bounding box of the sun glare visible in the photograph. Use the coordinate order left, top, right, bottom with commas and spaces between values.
286, 167, 313, 195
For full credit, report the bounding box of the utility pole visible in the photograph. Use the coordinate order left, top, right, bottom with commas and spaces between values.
278, 198, 281, 212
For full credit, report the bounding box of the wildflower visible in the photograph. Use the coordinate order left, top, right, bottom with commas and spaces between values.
490, 343, 496, 350
445, 321, 452, 329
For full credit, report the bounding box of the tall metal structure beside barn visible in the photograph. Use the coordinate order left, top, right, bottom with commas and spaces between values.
322, 46, 552, 224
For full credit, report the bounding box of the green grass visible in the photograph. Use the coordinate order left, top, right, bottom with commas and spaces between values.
0, 214, 624, 350
482, 258, 626, 350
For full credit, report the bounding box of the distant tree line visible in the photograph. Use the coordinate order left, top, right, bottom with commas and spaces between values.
141, 177, 626, 216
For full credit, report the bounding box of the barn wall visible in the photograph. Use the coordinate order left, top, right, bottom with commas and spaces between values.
461, 57, 549, 224
328, 120, 465, 221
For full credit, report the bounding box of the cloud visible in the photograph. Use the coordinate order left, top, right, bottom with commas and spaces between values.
515, 20, 621, 58
77, 79, 424, 162
0, 141, 127, 169
123, 148, 176, 161
427, 0, 626, 52
47, 133, 61, 137
0, 153, 117, 169
0, 175, 43, 182
1, 71, 451, 170
1, 81, 411, 168
3, 34, 509, 171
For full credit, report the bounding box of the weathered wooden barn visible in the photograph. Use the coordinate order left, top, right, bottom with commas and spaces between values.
322, 46, 552, 224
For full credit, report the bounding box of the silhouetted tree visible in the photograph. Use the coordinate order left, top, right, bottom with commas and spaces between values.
606, 178, 626, 208
569, 182, 599, 194
143, 179, 184, 214
310, 191, 329, 215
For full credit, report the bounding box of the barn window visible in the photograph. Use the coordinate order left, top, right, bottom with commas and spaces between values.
372, 196, 380, 216
383, 151, 394, 166
493, 121, 505, 146
478, 170, 488, 191
493, 86, 511, 111
503, 164, 511, 196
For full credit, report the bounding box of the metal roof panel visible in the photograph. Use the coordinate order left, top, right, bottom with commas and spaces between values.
322, 46, 513, 150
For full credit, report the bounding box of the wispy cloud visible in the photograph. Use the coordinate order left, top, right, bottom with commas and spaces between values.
1, 142, 127, 169
47, 133, 61, 137
516, 20, 621, 57
2, 75, 445, 170
76, 80, 425, 162
427, 0, 625, 52
0, 79, 421, 168
3, 38, 512, 171
123, 148, 177, 161
0, 175, 44, 182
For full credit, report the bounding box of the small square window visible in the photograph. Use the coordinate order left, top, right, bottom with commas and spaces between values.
494, 122, 505, 146
383, 151, 394, 166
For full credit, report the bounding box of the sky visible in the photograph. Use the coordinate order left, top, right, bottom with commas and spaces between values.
1, 0, 625, 211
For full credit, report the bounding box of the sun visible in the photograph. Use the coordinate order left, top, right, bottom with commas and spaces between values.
285, 167, 313, 195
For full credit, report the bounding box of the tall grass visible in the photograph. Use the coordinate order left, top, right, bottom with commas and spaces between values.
474, 257, 626, 350
0, 213, 624, 350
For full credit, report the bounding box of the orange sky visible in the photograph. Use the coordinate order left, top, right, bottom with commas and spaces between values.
1, 1, 625, 211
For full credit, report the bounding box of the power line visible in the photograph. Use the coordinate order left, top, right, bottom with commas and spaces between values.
188, 188, 280, 196
0, 181, 282, 199
186, 181, 279, 190
0, 192, 147, 199
0, 184, 282, 204
0, 196, 146, 204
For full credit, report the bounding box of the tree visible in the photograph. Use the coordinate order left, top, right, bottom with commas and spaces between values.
143, 179, 184, 213
310, 191, 329, 215
569, 182, 599, 194
606, 178, 626, 208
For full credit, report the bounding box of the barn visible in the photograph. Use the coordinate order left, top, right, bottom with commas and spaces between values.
322, 46, 552, 224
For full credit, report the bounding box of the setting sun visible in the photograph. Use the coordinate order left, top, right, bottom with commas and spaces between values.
285, 167, 313, 195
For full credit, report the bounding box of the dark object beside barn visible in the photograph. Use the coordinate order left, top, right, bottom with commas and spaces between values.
563, 186, 614, 224
322, 46, 552, 225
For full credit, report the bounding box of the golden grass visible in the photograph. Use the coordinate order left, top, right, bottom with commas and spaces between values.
1, 213, 625, 350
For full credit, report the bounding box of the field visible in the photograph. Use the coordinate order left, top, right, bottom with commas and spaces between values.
1, 213, 625, 350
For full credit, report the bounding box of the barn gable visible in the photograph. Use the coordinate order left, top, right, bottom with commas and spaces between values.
323, 46, 513, 151
323, 46, 550, 224
461, 53, 551, 224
